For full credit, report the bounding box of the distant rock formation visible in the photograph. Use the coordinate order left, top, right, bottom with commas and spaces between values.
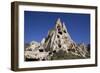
24, 18, 89, 61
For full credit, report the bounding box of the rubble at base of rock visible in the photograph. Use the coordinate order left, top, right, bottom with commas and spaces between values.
24, 18, 90, 61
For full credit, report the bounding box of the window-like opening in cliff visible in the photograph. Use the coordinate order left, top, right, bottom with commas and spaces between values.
57, 35, 60, 38
68, 49, 71, 51
58, 31, 62, 35
57, 25, 60, 29
63, 30, 66, 33
57, 25, 61, 31
39, 49, 44, 52
42, 58, 46, 61
58, 44, 61, 48
49, 52, 52, 55
53, 50, 56, 53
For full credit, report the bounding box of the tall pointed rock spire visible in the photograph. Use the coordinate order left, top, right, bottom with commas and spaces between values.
62, 22, 67, 32
62, 22, 73, 42
56, 18, 62, 29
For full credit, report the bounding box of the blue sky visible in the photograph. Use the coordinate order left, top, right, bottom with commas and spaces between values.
24, 11, 90, 44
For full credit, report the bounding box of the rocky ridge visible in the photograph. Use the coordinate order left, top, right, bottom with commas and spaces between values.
25, 18, 89, 61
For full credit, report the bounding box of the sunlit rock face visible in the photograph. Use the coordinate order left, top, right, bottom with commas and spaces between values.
24, 18, 89, 61
44, 18, 74, 53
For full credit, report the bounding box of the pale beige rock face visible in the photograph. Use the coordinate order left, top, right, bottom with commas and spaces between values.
45, 18, 74, 52
24, 18, 88, 61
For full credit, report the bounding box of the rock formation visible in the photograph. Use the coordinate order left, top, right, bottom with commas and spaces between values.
24, 18, 89, 61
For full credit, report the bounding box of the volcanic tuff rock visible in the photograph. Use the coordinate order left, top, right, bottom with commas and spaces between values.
24, 18, 89, 61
